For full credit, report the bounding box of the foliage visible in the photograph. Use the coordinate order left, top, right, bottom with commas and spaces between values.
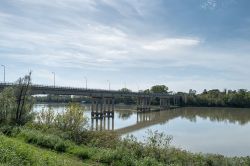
144, 130, 173, 160
2, 125, 250, 166
186, 89, 250, 108
17, 128, 72, 152
0, 73, 34, 125
55, 103, 87, 132
14, 72, 34, 125
0, 134, 84, 166
36, 103, 87, 142
145, 130, 172, 149
150, 85, 168, 93
79, 130, 120, 148
36, 106, 55, 126
0, 88, 16, 124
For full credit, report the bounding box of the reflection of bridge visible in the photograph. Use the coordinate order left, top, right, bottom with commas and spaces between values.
116, 111, 180, 134
91, 117, 115, 131
0, 83, 186, 118
116, 107, 250, 134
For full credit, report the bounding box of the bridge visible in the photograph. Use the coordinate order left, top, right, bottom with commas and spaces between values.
0, 83, 186, 118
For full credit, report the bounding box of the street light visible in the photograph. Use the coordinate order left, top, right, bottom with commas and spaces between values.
107, 80, 110, 91
1, 65, 5, 83
52, 72, 55, 87
84, 76, 87, 89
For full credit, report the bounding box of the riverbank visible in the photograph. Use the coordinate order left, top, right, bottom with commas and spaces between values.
1, 124, 250, 166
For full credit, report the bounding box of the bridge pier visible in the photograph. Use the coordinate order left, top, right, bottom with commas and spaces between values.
173, 96, 177, 106
160, 97, 170, 110
91, 116, 114, 131
91, 96, 114, 119
173, 96, 181, 106
137, 96, 151, 112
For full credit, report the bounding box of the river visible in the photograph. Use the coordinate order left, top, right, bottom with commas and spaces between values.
33, 103, 250, 157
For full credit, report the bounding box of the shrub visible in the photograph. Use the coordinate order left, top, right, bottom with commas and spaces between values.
17, 129, 72, 153
36, 106, 56, 127
67, 146, 94, 160
91, 148, 119, 164
135, 157, 164, 166
36, 103, 88, 143
0, 125, 21, 137
83, 130, 120, 148
0, 134, 83, 166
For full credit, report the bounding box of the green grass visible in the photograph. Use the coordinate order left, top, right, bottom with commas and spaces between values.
2, 126, 250, 166
0, 134, 88, 166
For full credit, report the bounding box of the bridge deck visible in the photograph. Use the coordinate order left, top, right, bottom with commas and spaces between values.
0, 83, 181, 99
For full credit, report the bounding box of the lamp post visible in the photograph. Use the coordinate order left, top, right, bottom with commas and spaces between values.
1, 65, 5, 83
107, 80, 110, 91
84, 76, 87, 89
52, 72, 55, 87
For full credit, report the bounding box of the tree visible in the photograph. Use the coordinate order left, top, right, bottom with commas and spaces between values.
117, 88, 135, 104
119, 88, 132, 93
150, 85, 168, 93
0, 72, 34, 125
189, 89, 196, 95
14, 72, 33, 125
0, 87, 16, 124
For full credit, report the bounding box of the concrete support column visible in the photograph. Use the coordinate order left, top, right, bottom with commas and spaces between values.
137, 96, 151, 112
91, 97, 114, 119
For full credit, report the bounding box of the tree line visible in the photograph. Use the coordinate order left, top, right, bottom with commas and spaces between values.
185, 89, 250, 108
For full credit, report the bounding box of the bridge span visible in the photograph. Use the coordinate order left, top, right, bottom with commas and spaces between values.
0, 83, 186, 118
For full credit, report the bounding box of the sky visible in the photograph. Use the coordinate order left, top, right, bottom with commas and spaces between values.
0, 0, 250, 93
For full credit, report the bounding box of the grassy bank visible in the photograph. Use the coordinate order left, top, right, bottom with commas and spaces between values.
1, 125, 250, 166
0, 134, 90, 166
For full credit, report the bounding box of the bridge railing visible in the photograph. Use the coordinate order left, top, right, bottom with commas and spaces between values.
0, 82, 180, 97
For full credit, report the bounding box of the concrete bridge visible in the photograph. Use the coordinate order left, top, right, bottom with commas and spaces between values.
0, 83, 186, 118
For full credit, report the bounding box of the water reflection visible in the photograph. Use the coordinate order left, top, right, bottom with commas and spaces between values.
170, 107, 250, 125
33, 104, 250, 156
91, 117, 114, 131
118, 111, 133, 120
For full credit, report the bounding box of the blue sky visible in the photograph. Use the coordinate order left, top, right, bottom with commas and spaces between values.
0, 0, 250, 92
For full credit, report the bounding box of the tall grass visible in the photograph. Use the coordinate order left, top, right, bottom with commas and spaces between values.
2, 125, 250, 166
0, 134, 85, 166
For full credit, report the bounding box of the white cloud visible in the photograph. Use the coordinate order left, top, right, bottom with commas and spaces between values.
142, 38, 200, 51
201, 0, 217, 10
0, 0, 249, 90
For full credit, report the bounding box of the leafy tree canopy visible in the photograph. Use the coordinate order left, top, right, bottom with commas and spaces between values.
150, 85, 168, 93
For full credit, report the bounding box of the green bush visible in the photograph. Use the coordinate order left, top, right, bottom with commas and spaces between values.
0, 134, 83, 166
91, 148, 120, 164
16, 128, 98, 162
67, 146, 94, 160
4, 125, 250, 166
135, 157, 164, 166
17, 129, 72, 153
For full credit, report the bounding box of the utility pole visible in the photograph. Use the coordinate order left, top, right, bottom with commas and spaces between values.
52, 72, 55, 87
1, 65, 5, 83
84, 76, 87, 89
